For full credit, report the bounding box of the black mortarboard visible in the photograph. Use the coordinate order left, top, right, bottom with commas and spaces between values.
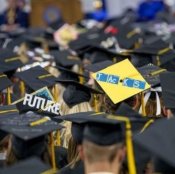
160, 72, 175, 109
0, 105, 18, 141
130, 53, 152, 67
56, 80, 104, 107
83, 45, 125, 63
152, 49, 175, 67
0, 105, 18, 117
56, 66, 89, 82
0, 49, 24, 75
0, 73, 12, 91
115, 103, 151, 132
0, 157, 51, 174
15, 66, 58, 91
24, 35, 45, 49
69, 29, 110, 52
138, 63, 167, 87
6, 36, 26, 50
116, 33, 141, 50
51, 50, 81, 68
0, 112, 63, 141
133, 40, 170, 55
133, 117, 175, 171
54, 111, 95, 144
85, 60, 114, 73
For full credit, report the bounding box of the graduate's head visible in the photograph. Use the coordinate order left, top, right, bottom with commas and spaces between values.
7, 0, 17, 9
81, 121, 125, 174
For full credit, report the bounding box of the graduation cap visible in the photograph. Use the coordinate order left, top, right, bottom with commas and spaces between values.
0, 49, 24, 75
92, 59, 150, 104
0, 105, 18, 116
51, 50, 81, 68
0, 157, 53, 174
133, 39, 170, 55
56, 66, 89, 82
160, 72, 175, 109
56, 80, 104, 108
85, 46, 122, 64
133, 117, 175, 172
0, 112, 63, 141
69, 29, 110, 52
85, 60, 114, 73
0, 73, 13, 91
15, 66, 58, 91
0, 105, 19, 141
54, 111, 95, 144
138, 63, 167, 87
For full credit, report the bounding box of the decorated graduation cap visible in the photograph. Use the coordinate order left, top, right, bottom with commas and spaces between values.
51, 50, 81, 68
15, 66, 58, 91
133, 117, 175, 173
85, 60, 114, 73
0, 73, 13, 91
0, 112, 63, 141
0, 48, 24, 75
0, 105, 19, 141
92, 59, 150, 104
0, 157, 53, 174
56, 65, 89, 82
56, 80, 103, 108
160, 72, 175, 109
138, 63, 166, 87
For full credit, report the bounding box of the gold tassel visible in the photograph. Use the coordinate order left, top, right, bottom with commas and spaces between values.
53, 85, 59, 102
140, 119, 154, 133
50, 132, 57, 171
20, 81, 25, 97
94, 94, 98, 112
79, 67, 84, 84
7, 87, 11, 105
156, 56, 161, 66
107, 115, 136, 174
141, 92, 146, 117
56, 131, 61, 146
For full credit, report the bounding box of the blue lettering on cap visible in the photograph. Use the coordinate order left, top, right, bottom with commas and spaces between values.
96, 73, 119, 84
122, 78, 146, 89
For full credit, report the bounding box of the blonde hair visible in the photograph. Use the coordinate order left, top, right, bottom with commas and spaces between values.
83, 140, 122, 164
60, 101, 93, 148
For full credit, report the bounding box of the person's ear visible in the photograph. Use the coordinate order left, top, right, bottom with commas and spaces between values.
117, 146, 126, 163
162, 106, 168, 117
77, 145, 85, 160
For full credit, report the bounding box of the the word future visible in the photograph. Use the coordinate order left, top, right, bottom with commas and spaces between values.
96, 73, 146, 90
23, 94, 60, 115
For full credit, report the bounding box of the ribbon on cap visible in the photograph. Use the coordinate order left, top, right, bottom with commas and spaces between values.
139, 87, 162, 116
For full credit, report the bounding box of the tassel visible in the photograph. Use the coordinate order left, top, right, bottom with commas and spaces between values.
141, 92, 146, 116
7, 87, 11, 105
50, 132, 57, 171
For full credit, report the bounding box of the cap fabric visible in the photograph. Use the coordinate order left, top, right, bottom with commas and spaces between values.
160, 72, 175, 109
0, 157, 51, 174
133, 117, 175, 170
0, 112, 63, 141
85, 60, 114, 73
0, 48, 24, 73
56, 66, 89, 82
0, 73, 13, 91
51, 50, 81, 68
138, 63, 166, 87
56, 80, 103, 108
15, 66, 58, 91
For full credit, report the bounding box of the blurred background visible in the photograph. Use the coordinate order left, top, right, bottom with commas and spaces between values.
0, 0, 174, 28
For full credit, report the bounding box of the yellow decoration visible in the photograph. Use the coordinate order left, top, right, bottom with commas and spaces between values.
92, 59, 150, 104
